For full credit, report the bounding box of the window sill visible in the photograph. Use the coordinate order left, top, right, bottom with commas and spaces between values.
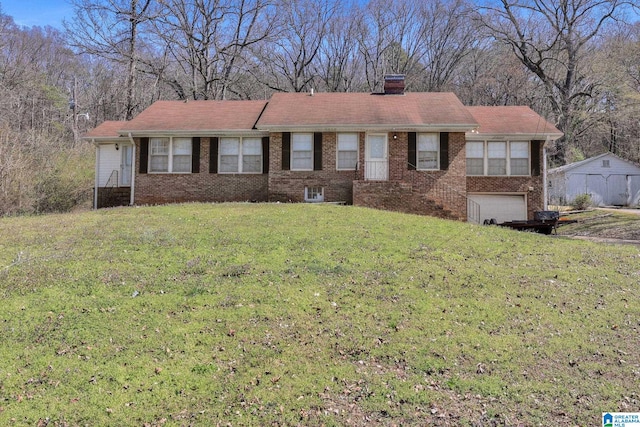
147, 171, 192, 174
218, 172, 263, 175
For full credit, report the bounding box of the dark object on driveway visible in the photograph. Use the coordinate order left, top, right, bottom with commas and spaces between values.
498, 211, 560, 235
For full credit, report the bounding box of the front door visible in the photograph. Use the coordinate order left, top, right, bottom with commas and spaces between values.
121, 145, 132, 187
365, 133, 388, 180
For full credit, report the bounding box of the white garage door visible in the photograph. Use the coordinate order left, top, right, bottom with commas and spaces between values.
469, 194, 527, 224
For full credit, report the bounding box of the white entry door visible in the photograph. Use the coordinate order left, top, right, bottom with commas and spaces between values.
121, 145, 132, 187
365, 133, 388, 180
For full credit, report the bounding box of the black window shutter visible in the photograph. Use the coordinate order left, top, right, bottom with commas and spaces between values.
262, 136, 269, 174
313, 132, 323, 171
408, 132, 417, 170
282, 132, 291, 171
192, 137, 200, 173
139, 137, 148, 174
440, 132, 449, 170
531, 140, 542, 176
209, 137, 218, 173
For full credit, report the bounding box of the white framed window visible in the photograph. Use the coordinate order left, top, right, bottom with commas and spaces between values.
219, 137, 263, 174
466, 141, 484, 175
242, 138, 262, 173
304, 186, 324, 202
510, 141, 529, 175
173, 137, 192, 172
337, 133, 358, 170
417, 133, 439, 170
487, 141, 506, 175
602, 159, 610, 168
149, 137, 191, 173
466, 141, 530, 176
291, 133, 313, 170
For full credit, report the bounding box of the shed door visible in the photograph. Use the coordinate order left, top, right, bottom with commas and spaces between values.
607, 175, 627, 206
629, 175, 640, 206
586, 174, 606, 206
468, 194, 527, 224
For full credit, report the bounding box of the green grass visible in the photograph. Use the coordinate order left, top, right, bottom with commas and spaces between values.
1, 203, 638, 426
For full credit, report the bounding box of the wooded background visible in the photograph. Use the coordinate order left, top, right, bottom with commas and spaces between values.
1, 0, 639, 215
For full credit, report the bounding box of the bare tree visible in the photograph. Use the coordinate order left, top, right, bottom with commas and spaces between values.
253, 0, 337, 92
152, 0, 274, 100
65, 0, 155, 120
475, 0, 633, 165
582, 22, 640, 162
355, 0, 394, 92
415, 0, 476, 91
314, 6, 365, 92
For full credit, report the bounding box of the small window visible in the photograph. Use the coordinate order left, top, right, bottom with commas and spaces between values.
337, 133, 358, 170
242, 138, 262, 173
150, 138, 169, 172
487, 142, 506, 175
602, 159, 610, 168
304, 186, 324, 202
172, 137, 192, 172
219, 138, 240, 173
417, 133, 439, 170
510, 141, 529, 175
292, 133, 313, 170
466, 142, 484, 175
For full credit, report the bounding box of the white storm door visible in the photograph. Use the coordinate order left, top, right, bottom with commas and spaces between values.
365, 133, 388, 181
121, 145, 133, 187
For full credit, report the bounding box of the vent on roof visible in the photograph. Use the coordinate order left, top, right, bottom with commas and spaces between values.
384, 74, 405, 95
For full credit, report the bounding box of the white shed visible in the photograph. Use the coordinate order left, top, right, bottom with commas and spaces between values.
548, 153, 640, 207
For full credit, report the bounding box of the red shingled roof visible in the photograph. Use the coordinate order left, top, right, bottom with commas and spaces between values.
120, 100, 269, 134
255, 92, 478, 131
466, 106, 562, 138
84, 121, 127, 139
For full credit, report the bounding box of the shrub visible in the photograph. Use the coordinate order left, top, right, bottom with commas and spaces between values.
571, 193, 592, 210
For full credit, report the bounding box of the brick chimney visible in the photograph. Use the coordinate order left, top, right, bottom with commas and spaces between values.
384, 74, 405, 95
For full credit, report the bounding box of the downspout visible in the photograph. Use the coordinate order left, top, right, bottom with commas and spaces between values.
93, 139, 99, 210
128, 133, 136, 206
543, 138, 549, 210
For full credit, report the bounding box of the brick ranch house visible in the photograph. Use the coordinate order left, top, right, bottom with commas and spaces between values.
84, 76, 562, 224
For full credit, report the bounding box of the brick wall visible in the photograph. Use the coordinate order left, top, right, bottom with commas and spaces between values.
353, 132, 467, 220
134, 137, 268, 205
268, 132, 356, 203
129, 132, 544, 221
96, 187, 131, 208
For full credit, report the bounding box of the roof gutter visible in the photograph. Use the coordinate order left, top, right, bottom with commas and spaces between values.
543, 138, 549, 210
256, 124, 479, 133
120, 129, 270, 137
466, 132, 564, 141
93, 138, 99, 210
128, 133, 136, 207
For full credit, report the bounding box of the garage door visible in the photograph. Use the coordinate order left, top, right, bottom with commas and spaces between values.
468, 194, 527, 224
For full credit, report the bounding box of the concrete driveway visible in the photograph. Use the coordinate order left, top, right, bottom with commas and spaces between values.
597, 207, 640, 216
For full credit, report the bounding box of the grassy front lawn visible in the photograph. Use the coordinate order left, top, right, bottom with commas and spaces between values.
1, 203, 638, 426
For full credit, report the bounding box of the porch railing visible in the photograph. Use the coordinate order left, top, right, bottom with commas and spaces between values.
105, 169, 118, 188
363, 160, 388, 181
